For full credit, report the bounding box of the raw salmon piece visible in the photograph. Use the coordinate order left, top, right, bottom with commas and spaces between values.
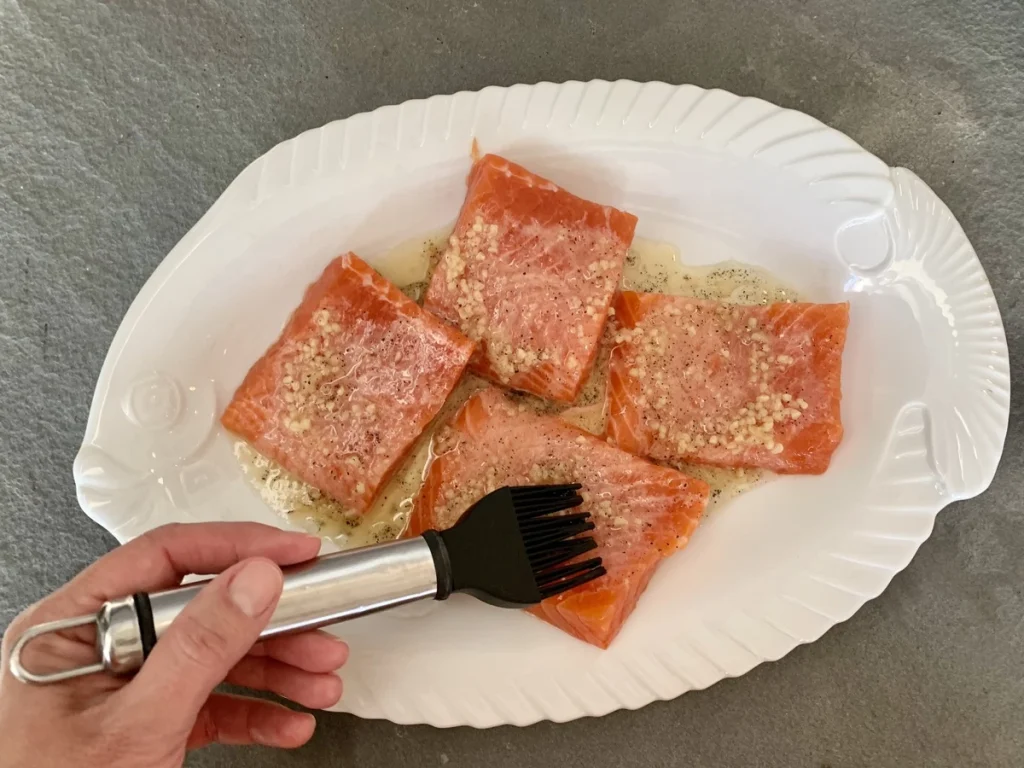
424, 154, 638, 403
606, 293, 849, 474
222, 253, 475, 515
407, 387, 708, 649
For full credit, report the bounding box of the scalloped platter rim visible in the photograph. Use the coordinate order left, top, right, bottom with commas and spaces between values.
74, 80, 1010, 728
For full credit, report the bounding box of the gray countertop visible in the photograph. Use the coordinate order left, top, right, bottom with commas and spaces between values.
1, 1, 1021, 766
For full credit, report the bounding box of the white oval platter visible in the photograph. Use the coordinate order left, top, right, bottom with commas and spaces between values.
73, 81, 1010, 728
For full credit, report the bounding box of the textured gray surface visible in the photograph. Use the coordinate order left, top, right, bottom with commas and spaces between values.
1, 0, 1021, 765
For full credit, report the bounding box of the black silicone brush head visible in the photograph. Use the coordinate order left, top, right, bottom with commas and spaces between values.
434, 484, 606, 607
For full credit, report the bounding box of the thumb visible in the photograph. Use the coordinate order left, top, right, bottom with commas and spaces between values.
125, 557, 283, 731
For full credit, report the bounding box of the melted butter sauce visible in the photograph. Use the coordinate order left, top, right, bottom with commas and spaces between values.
235, 230, 800, 544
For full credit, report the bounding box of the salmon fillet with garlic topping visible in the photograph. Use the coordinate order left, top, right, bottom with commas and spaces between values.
424, 154, 638, 403
222, 252, 475, 514
407, 387, 708, 649
605, 292, 849, 474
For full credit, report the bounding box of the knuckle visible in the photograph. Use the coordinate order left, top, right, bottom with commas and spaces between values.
192, 704, 221, 747
5, 603, 40, 637
172, 612, 233, 670
1, 600, 49, 654
91, 702, 182, 765
91, 705, 135, 749
143, 522, 184, 545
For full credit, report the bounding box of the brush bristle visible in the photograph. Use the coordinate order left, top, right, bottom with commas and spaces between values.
523, 520, 596, 554
511, 484, 584, 520
537, 559, 607, 599
509, 483, 583, 498
529, 537, 598, 571
437, 483, 605, 608
514, 497, 584, 519
508, 484, 604, 600
518, 511, 591, 533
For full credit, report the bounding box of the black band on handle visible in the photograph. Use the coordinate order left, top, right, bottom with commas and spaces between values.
133, 593, 157, 658
422, 531, 453, 600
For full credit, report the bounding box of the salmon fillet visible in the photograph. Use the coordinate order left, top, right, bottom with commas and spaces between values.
222, 253, 475, 514
424, 154, 638, 403
407, 387, 709, 648
606, 292, 849, 474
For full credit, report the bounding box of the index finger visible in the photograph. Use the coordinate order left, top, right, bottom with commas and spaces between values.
30, 523, 322, 622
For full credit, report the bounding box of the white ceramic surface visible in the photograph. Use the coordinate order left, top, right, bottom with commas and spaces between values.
74, 81, 1010, 727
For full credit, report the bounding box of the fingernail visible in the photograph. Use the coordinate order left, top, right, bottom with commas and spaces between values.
285, 530, 320, 542
294, 532, 322, 553
330, 638, 350, 668
291, 713, 317, 743
254, 713, 316, 747
228, 559, 282, 617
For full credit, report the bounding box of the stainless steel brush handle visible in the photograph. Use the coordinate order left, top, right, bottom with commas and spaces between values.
10, 537, 440, 684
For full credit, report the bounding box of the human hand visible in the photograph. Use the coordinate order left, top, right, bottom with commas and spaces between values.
0, 522, 348, 767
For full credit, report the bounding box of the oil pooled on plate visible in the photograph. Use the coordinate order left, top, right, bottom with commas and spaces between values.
234, 230, 799, 544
